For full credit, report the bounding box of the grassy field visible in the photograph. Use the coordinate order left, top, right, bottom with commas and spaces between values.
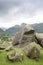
0, 48, 43, 65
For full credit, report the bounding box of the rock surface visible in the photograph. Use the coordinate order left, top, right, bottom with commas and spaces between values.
35, 33, 43, 47
23, 42, 41, 59
7, 50, 23, 62
12, 25, 35, 47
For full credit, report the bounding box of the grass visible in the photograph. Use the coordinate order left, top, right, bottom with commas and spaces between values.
0, 48, 43, 65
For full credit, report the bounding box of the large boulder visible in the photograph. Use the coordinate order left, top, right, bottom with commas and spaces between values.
23, 42, 41, 59
35, 33, 43, 47
12, 25, 35, 47
7, 50, 23, 62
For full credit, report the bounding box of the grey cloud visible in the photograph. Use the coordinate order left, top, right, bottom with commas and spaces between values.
0, 0, 43, 16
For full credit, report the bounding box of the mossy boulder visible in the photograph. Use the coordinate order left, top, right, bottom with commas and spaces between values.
0, 41, 12, 50
23, 42, 41, 59
7, 50, 23, 62
5, 45, 13, 51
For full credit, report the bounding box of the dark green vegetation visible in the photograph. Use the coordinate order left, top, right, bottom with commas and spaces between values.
0, 28, 12, 43
0, 48, 43, 65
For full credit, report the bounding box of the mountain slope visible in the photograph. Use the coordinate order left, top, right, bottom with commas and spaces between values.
6, 23, 43, 36
0, 28, 10, 38
6, 25, 21, 36
32, 23, 43, 33
0, 28, 5, 37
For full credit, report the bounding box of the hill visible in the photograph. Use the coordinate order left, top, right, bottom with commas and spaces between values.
6, 23, 43, 36
6, 23, 27, 36
6, 25, 21, 36
0, 28, 12, 42
32, 23, 43, 33
0, 28, 6, 37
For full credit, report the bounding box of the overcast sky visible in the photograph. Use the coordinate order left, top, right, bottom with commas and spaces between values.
0, 0, 43, 28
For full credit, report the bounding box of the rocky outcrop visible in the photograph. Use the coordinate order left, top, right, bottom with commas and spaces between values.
7, 25, 42, 61
23, 42, 41, 59
12, 25, 35, 47
35, 33, 43, 47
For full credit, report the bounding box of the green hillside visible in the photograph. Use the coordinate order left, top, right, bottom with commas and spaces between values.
0, 28, 12, 42
0, 28, 8, 37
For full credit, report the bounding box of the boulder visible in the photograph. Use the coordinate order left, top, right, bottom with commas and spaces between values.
7, 50, 23, 62
7, 51, 16, 61
12, 32, 21, 46
23, 42, 41, 59
0, 45, 5, 50
12, 25, 35, 47
35, 33, 43, 47
5, 45, 13, 51
0, 41, 12, 50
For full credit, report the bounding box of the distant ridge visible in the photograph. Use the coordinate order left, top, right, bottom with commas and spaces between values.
32, 23, 43, 33
6, 23, 43, 36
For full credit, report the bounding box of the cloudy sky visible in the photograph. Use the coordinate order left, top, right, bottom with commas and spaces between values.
0, 0, 43, 28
